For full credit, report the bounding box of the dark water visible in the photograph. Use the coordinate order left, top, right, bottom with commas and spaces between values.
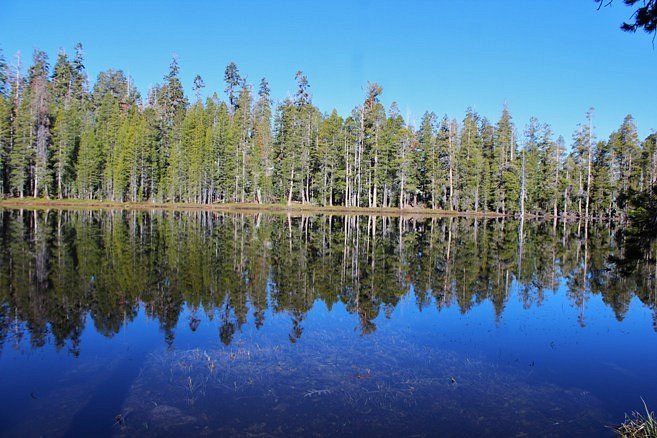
0, 209, 655, 437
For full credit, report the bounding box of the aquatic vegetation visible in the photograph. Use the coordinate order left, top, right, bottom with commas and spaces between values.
117, 331, 609, 436
616, 401, 657, 438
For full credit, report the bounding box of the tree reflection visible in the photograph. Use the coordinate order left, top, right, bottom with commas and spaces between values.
0, 208, 655, 355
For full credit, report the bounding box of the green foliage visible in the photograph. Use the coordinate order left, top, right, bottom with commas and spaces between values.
0, 51, 8, 194
597, 0, 657, 34
0, 45, 653, 220
457, 108, 484, 211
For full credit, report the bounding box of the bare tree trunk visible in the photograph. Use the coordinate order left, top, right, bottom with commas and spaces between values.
287, 169, 294, 206
553, 139, 560, 226
585, 116, 593, 219
431, 176, 436, 210
448, 123, 455, 210
520, 148, 526, 218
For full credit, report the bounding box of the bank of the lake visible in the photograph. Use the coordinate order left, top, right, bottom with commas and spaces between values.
0, 197, 514, 218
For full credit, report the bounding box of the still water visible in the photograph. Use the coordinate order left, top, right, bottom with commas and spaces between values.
0, 208, 655, 437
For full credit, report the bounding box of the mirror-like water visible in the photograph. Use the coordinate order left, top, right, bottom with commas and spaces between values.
0, 209, 655, 437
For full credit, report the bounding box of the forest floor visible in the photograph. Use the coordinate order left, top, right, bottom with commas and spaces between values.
0, 197, 513, 218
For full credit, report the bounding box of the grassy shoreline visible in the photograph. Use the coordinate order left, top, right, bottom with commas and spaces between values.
0, 197, 517, 218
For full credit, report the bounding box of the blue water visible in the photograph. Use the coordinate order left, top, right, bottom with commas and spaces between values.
0, 209, 655, 436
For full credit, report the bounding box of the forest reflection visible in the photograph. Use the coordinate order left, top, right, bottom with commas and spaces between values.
0, 209, 655, 355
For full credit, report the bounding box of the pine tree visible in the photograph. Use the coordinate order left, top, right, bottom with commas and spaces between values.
233, 83, 253, 203
458, 108, 484, 211
419, 112, 442, 209
272, 72, 319, 205
379, 103, 403, 208
224, 62, 241, 111
76, 117, 101, 198
8, 52, 28, 197
538, 124, 560, 217
50, 49, 75, 197
210, 100, 234, 202
252, 78, 273, 203
591, 139, 614, 218
613, 115, 642, 195
316, 109, 344, 206
90, 71, 127, 199
157, 58, 187, 200
192, 74, 205, 103
0, 44, 655, 220
0, 50, 9, 195
479, 117, 495, 212
434, 116, 453, 210
362, 82, 385, 208
641, 133, 657, 188
12, 50, 54, 198
522, 117, 542, 214
273, 99, 297, 204
494, 106, 518, 214
388, 106, 417, 208
184, 101, 210, 203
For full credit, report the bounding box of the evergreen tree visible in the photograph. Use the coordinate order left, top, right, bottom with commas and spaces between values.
50, 49, 77, 197
316, 109, 344, 206
435, 116, 456, 210
90, 70, 129, 199
591, 140, 614, 218
479, 117, 495, 212
29, 50, 53, 197
252, 78, 273, 203
0, 50, 9, 195
192, 74, 205, 103
522, 117, 542, 213
210, 100, 234, 202
233, 82, 253, 202
419, 112, 442, 209
494, 106, 518, 214
0, 45, 653, 220
538, 124, 560, 218
362, 82, 386, 208
8, 52, 32, 197
224, 62, 242, 111
457, 108, 484, 211
157, 58, 187, 200
76, 116, 101, 198
570, 109, 596, 218
612, 114, 642, 195
641, 133, 657, 188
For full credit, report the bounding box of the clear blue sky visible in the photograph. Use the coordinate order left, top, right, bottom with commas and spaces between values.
1, 0, 655, 143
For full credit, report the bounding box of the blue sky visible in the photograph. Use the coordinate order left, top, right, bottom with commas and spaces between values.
1, 0, 655, 143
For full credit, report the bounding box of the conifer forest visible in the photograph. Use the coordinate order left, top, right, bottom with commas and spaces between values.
0, 45, 655, 218
2, 0, 657, 434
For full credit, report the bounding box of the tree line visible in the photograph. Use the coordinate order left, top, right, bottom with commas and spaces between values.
1, 209, 654, 353
0, 45, 655, 218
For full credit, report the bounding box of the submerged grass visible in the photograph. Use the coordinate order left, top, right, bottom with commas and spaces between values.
616, 400, 657, 437
119, 331, 609, 436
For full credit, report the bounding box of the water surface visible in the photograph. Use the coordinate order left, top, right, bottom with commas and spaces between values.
0, 209, 655, 436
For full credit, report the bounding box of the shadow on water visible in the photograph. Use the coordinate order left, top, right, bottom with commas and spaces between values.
65, 351, 147, 437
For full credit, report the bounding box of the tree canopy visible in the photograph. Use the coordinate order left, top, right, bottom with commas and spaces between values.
0, 45, 655, 220
597, 0, 657, 34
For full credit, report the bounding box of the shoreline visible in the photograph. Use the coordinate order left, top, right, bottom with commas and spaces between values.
0, 197, 599, 220
0, 197, 514, 218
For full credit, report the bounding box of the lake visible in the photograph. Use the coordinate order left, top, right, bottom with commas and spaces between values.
0, 208, 655, 437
